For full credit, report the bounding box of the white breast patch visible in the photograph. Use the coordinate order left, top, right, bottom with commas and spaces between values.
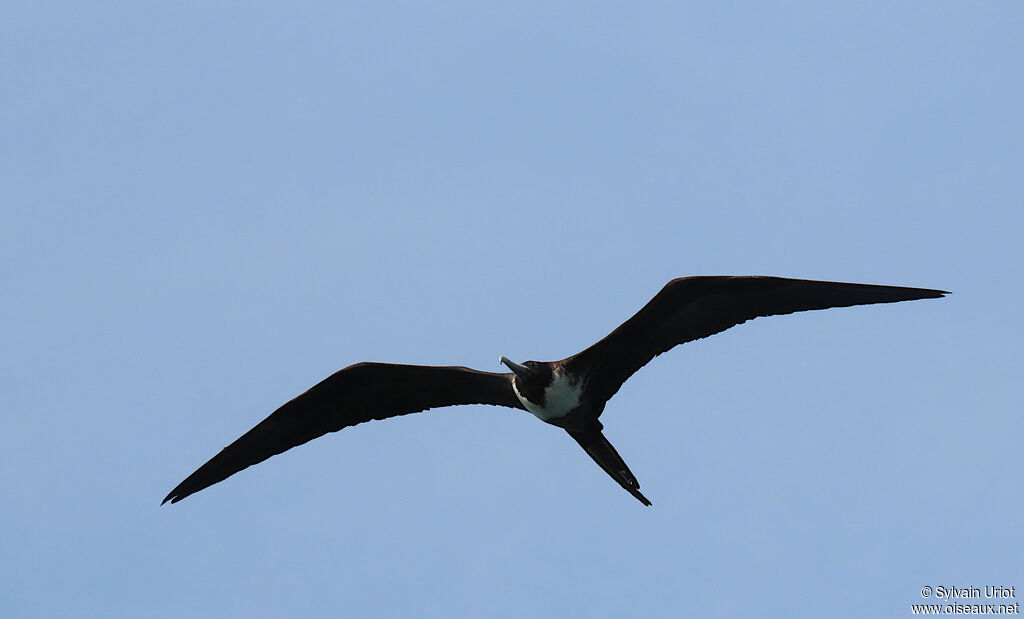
513, 370, 583, 422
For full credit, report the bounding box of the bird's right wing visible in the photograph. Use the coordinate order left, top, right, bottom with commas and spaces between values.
566, 276, 948, 406
163, 363, 524, 504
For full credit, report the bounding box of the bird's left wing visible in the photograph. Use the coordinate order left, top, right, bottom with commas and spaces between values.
565, 276, 948, 407
163, 363, 524, 504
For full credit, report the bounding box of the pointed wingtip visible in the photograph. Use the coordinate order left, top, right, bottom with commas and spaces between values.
906, 286, 949, 299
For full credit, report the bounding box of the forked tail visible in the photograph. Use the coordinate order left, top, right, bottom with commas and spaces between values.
568, 425, 651, 506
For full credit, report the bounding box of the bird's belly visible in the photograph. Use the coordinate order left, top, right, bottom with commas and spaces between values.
513, 373, 583, 422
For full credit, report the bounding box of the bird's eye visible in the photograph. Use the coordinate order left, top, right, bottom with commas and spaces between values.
525, 361, 536, 367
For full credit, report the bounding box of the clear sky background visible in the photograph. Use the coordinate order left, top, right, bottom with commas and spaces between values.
3, 3, 1021, 618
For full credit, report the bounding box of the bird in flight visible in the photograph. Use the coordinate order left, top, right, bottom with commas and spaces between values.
163, 276, 946, 506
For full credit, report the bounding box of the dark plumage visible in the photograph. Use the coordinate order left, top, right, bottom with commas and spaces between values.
164, 276, 947, 506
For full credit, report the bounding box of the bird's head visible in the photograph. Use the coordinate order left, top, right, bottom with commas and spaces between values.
499, 356, 553, 405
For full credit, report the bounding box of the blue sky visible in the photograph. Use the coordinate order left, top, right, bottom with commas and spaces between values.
2, 2, 1021, 617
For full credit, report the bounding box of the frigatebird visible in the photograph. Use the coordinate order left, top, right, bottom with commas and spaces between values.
163, 276, 946, 506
